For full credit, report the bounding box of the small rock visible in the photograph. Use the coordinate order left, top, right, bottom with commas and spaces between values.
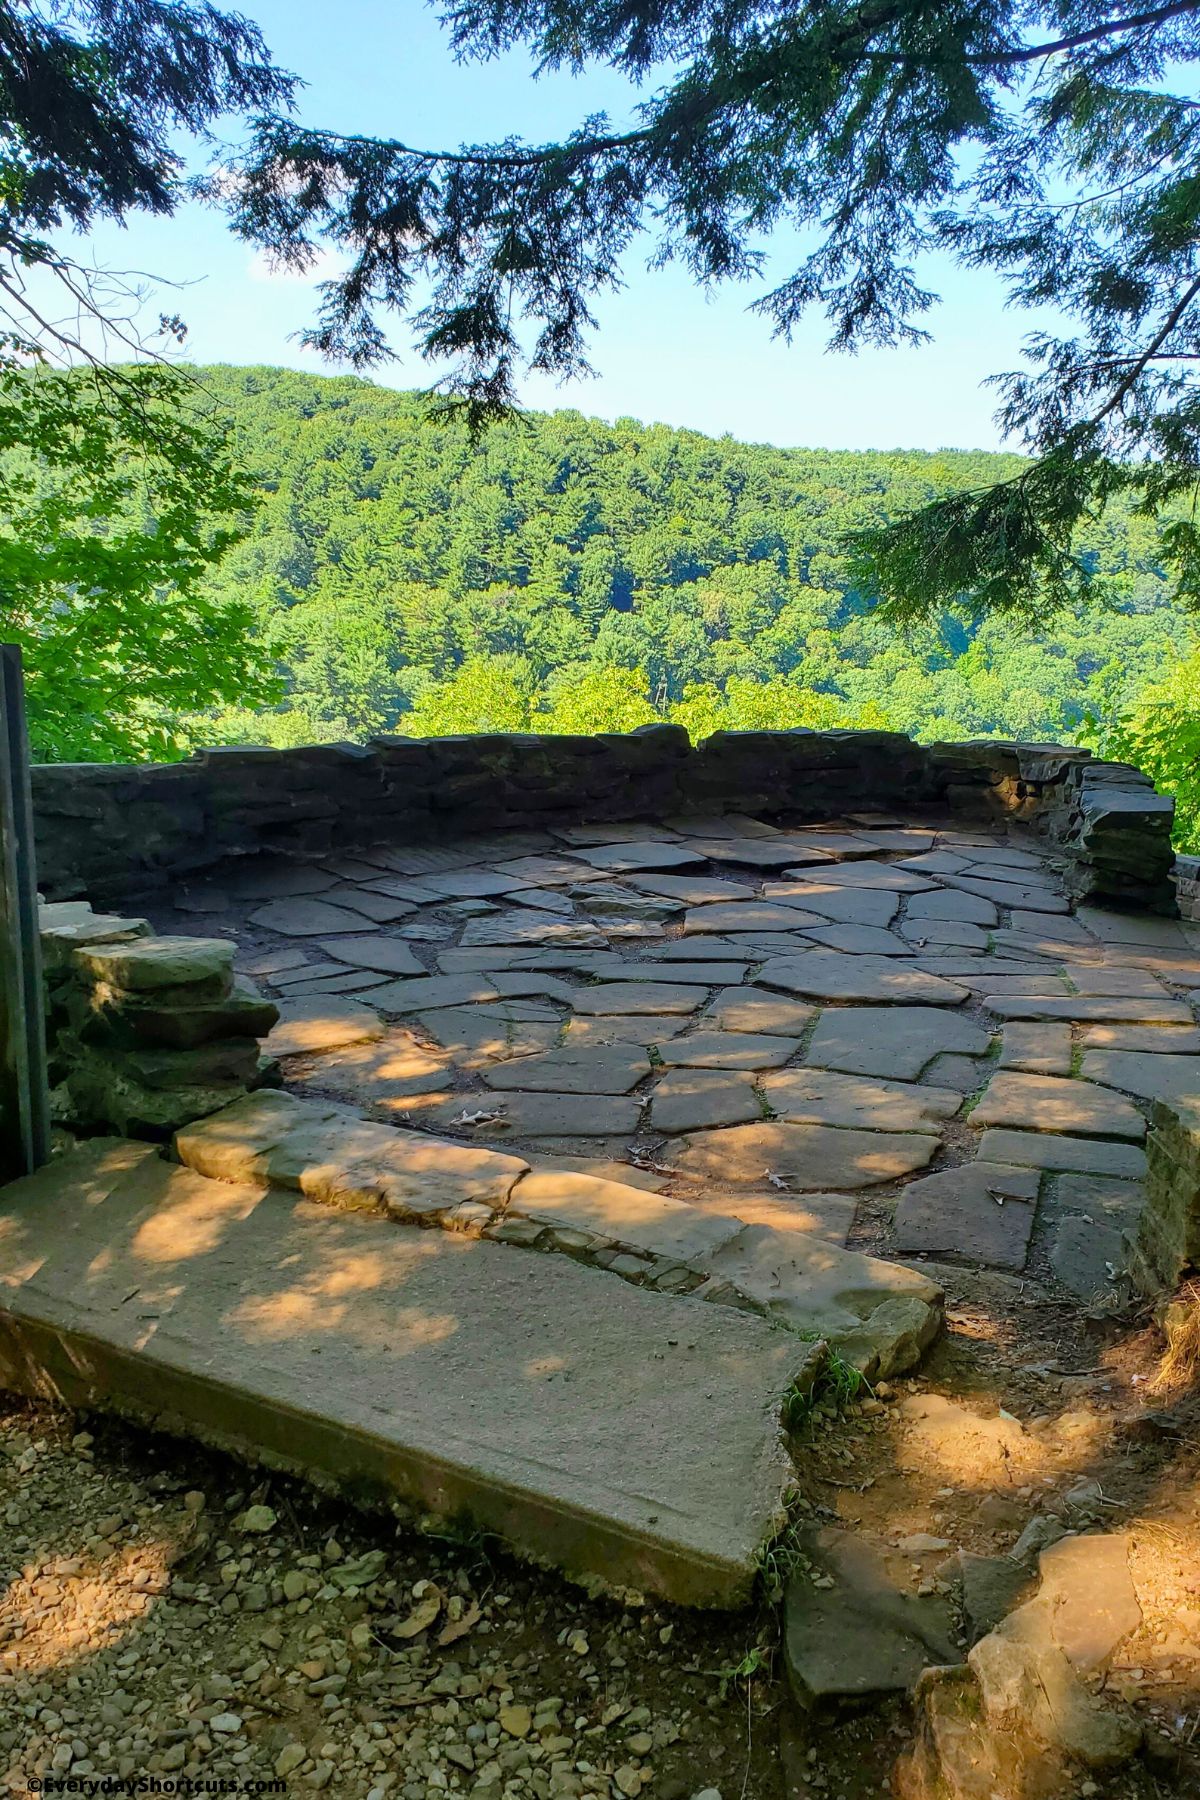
240, 1505, 276, 1534
276, 1745, 306, 1778
209, 1713, 243, 1735
499, 1705, 531, 1738
898, 1533, 951, 1555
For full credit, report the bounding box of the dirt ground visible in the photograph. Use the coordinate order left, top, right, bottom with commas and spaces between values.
1, 1249, 1198, 1800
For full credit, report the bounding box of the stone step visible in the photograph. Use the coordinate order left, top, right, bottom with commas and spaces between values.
0, 1137, 810, 1608
171, 1091, 945, 1378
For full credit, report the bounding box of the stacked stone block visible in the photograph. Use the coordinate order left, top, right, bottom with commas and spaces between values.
1133, 1094, 1200, 1293
40, 902, 278, 1138
31, 728, 1176, 916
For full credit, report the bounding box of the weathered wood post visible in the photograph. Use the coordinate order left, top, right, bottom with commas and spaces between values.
0, 644, 51, 1180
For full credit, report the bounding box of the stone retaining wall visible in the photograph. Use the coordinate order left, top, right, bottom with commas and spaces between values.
40, 902, 278, 1136
32, 727, 1177, 911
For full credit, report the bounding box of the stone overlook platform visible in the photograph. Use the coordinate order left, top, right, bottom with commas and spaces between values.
5, 729, 1199, 1610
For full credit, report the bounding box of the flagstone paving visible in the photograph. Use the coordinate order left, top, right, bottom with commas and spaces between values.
166, 807, 1200, 1314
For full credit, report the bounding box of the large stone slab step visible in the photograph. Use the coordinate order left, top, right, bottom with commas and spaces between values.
171, 1092, 944, 1378
0, 1137, 809, 1607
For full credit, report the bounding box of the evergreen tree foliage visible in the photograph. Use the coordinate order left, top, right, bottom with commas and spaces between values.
233, 0, 1200, 618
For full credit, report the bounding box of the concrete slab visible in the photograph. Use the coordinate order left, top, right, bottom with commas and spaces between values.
649, 1069, 762, 1133
0, 1142, 803, 1606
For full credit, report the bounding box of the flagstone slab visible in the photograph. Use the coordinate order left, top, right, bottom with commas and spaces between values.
228, 863, 339, 900
924, 1053, 991, 1093
940, 875, 1070, 914
371, 975, 507, 1013
673, 1121, 939, 1189
984, 994, 1194, 1024
898, 920, 991, 951
695, 1225, 944, 1372
360, 874, 450, 904
650, 1069, 763, 1133
573, 882, 683, 919
759, 952, 969, 1006
1070, 965, 1173, 997
1048, 1174, 1145, 1230
249, 898, 376, 937
906, 888, 998, 926
761, 1069, 961, 1134
974, 1129, 1147, 1178
323, 886, 418, 923
799, 924, 917, 957
899, 851, 971, 875
563, 1014, 691, 1046
658, 1030, 799, 1070
686, 1189, 857, 1247
970, 1071, 1144, 1139
1049, 1216, 1131, 1299
508, 1171, 742, 1262
1079, 1023, 1200, 1053
784, 860, 936, 893
572, 982, 705, 1016
705, 987, 818, 1035
736, 932, 823, 956
804, 1007, 991, 1081
595, 961, 748, 986
320, 935, 425, 976
418, 1005, 563, 1066
628, 873, 759, 904
281, 970, 392, 998
693, 838, 834, 869
654, 935, 755, 961
441, 1092, 642, 1138
999, 1024, 1073, 1077
853, 828, 938, 854
461, 911, 607, 949
990, 929, 1101, 962
504, 887, 577, 914
763, 883, 901, 928
490, 854, 592, 884
573, 841, 705, 873
1076, 907, 1194, 948
285, 1031, 454, 1114
1009, 910, 1093, 942
684, 902, 824, 934
960, 845, 1047, 871
406, 869, 520, 899
264, 997, 387, 1060
890, 1162, 1041, 1271
482, 1045, 651, 1095
1079, 1049, 1200, 1103
552, 820, 672, 846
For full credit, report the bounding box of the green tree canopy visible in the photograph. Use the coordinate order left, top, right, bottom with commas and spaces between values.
232, 0, 1200, 620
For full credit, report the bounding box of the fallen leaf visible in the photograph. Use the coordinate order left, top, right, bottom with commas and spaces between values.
390, 1587, 443, 1639
436, 1600, 482, 1646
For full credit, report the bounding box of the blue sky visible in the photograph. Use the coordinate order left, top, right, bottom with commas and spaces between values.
49, 0, 1043, 453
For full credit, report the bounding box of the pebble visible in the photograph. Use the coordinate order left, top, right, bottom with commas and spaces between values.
241, 1504, 277, 1534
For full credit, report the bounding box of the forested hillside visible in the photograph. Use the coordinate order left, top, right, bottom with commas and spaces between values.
193, 364, 1194, 754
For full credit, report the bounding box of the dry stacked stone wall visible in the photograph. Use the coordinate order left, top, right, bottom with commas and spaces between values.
40, 901, 278, 1137
32, 727, 1177, 912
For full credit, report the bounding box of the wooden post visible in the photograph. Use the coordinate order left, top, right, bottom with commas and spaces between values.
0, 645, 50, 1180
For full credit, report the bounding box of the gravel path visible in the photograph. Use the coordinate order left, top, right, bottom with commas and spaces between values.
0, 1401, 787, 1800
